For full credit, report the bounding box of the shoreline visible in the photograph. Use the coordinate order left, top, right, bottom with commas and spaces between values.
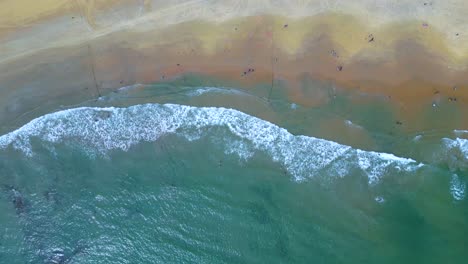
1, 2, 468, 141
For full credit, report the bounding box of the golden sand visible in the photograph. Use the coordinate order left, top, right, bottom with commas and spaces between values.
2, 0, 468, 63
1, 0, 468, 133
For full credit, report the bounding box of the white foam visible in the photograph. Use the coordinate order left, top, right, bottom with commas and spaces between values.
186, 87, 248, 97
0, 103, 420, 183
448, 138, 468, 156
344, 120, 363, 130
356, 150, 419, 184
450, 174, 465, 201
117, 83, 144, 92
375, 196, 385, 203
453, 130, 468, 137
438, 137, 468, 171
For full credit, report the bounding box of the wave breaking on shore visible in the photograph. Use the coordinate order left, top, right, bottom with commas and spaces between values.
0, 103, 429, 184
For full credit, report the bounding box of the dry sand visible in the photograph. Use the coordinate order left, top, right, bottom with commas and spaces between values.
1, 0, 468, 134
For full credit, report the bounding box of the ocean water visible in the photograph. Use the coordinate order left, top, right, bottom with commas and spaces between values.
1, 83, 468, 263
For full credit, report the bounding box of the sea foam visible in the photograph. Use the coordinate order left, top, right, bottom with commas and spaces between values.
437, 137, 468, 171
450, 174, 466, 201
0, 104, 421, 183
186, 87, 244, 97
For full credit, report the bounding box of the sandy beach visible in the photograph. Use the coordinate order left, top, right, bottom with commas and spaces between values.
1, 0, 468, 135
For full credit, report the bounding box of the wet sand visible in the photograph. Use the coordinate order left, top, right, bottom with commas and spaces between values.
1, 1, 468, 138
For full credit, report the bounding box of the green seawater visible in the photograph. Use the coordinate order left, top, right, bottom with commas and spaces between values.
1, 77, 467, 263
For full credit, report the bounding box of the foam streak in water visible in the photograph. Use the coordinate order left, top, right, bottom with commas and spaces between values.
450, 174, 466, 201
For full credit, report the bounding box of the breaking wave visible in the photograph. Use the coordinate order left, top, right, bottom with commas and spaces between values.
0, 103, 423, 183
435, 137, 468, 172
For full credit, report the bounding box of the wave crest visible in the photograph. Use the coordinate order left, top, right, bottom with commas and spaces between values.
434, 138, 468, 172
0, 104, 421, 183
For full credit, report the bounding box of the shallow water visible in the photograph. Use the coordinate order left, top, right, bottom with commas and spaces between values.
1, 82, 467, 263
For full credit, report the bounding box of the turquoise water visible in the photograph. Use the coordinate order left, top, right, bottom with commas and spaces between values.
1, 83, 468, 263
